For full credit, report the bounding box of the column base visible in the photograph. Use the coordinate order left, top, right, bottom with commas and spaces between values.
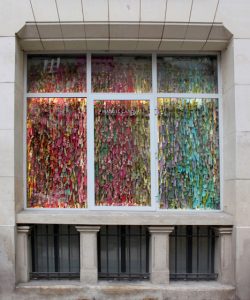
80, 270, 98, 284
151, 270, 169, 284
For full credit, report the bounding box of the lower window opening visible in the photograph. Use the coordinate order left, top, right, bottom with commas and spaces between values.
30, 224, 80, 280
170, 226, 218, 281
98, 225, 149, 281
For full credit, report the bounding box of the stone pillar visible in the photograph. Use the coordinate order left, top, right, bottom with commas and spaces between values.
148, 226, 174, 284
16, 226, 31, 283
75, 226, 100, 284
214, 227, 234, 285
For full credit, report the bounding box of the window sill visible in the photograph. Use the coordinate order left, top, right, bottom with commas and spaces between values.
16, 280, 235, 299
16, 210, 233, 226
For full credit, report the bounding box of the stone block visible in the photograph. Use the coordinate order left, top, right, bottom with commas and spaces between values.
0, 37, 15, 83
140, 0, 166, 22
190, 0, 218, 23
236, 132, 250, 179
56, 0, 83, 22
109, 0, 140, 22
0, 0, 34, 36
0, 226, 15, 294
165, 0, 192, 22
0, 130, 14, 177
0, 83, 14, 130
30, 0, 59, 22
234, 39, 250, 85
0, 177, 15, 225
223, 133, 236, 180
222, 86, 235, 137
235, 180, 250, 226
222, 179, 235, 215
235, 85, 250, 132
235, 226, 250, 300
83, 0, 109, 21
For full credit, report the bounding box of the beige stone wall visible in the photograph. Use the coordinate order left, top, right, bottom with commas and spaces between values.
0, 35, 16, 297
0, 0, 250, 299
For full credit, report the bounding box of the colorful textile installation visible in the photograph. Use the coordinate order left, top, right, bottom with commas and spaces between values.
158, 98, 220, 209
27, 56, 86, 92
157, 56, 218, 93
27, 98, 87, 208
94, 100, 151, 206
92, 56, 152, 93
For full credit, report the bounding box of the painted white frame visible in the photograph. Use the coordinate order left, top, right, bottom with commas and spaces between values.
24, 53, 222, 211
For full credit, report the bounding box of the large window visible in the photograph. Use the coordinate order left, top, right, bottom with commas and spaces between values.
26, 54, 220, 210
94, 100, 151, 206
158, 98, 219, 209
27, 98, 87, 208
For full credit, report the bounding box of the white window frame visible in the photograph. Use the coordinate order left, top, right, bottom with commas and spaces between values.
23, 53, 222, 212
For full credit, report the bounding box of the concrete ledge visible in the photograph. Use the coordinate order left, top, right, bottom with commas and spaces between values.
15, 281, 235, 300
16, 210, 233, 226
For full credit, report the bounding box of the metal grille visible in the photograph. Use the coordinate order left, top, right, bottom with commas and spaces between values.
98, 226, 149, 280
170, 226, 217, 281
30, 225, 80, 279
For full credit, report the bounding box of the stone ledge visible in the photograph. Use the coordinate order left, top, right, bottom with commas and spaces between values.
16, 210, 234, 226
15, 281, 235, 300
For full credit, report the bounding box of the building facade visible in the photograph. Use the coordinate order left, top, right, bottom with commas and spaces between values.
0, 0, 250, 299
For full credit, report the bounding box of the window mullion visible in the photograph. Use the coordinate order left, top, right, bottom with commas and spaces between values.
151, 53, 158, 210
87, 53, 95, 209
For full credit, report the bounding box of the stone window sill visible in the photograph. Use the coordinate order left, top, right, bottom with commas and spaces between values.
16, 280, 235, 300
16, 210, 233, 226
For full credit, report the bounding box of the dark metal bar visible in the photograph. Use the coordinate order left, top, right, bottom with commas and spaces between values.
120, 226, 126, 273
197, 226, 200, 277
97, 227, 101, 273
207, 226, 210, 273
145, 228, 149, 274
46, 225, 49, 272
211, 228, 215, 274
54, 225, 59, 273
186, 226, 193, 274
170, 273, 218, 281
116, 226, 120, 276
31, 226, 36, 272
174, 226, 177, 274
68, 225, 71, 273
106, 226, 109, 275
128, 226, 131, 278
139, 226, 142, 274
30, 271, 80, 280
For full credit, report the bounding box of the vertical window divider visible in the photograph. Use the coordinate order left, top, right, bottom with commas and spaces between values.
87, 53, 95, 209
217, 53, 223, 211
23, 54, 28, 209
151, 53, 158, 210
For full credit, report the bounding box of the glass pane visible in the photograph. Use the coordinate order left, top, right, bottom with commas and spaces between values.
92, 56, 152, 93
94, 100, 151, 206
27, 98, 87, 208
158, 98, 220, 209
27, 56, 86, 93
157, 56, 218, 93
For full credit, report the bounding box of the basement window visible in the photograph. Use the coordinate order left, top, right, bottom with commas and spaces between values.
98, 226, 150, 280
30, 225, 80, 279
169, 226, 217, 280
